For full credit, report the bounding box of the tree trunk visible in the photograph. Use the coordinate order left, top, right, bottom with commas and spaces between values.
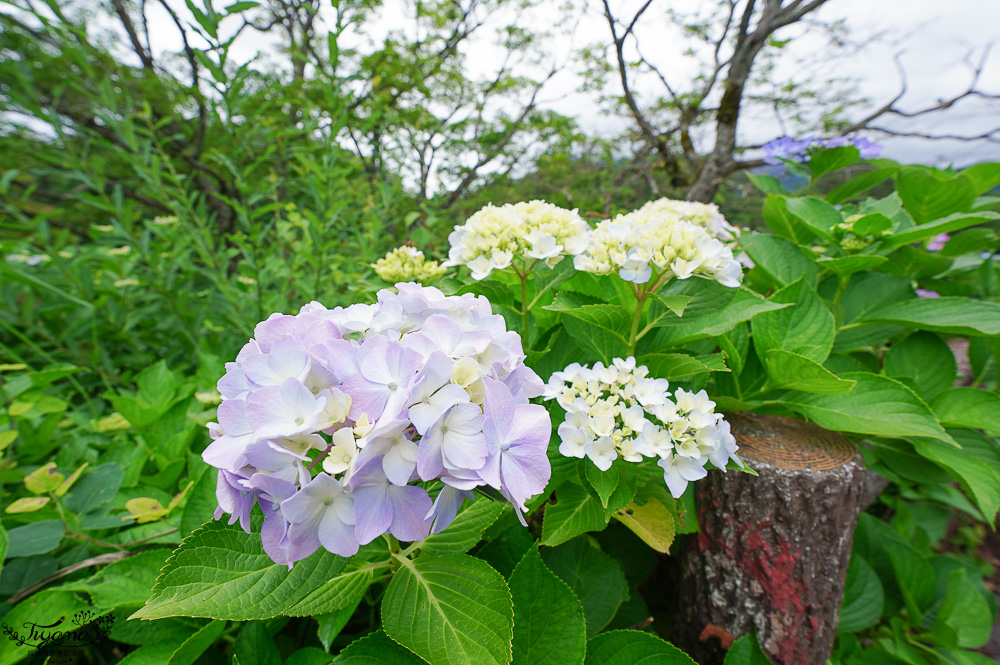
667, 412, 868, 665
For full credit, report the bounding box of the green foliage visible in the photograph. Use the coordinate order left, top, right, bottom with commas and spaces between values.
134, 519, 349, 620
381, 555, 514, 665
1, 10, 999, 658
509, 546, 587, 665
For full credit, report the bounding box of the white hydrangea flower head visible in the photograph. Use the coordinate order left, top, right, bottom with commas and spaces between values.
444, 200, 591, 280
372, 246, 447, 284
572, 206, 742, 288
545, 358, 742, 498
638, 198, 739, 241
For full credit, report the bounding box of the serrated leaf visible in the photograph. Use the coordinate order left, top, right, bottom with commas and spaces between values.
612, 498, 675, 553
826, 167, 899, 206
816, 255, 887, 277
168, 620, 226, 665
585, 463, 619, 509
131, 519, 349, 620
880, 524, 935, 623
780, 372, 954, 444
740, 234, 817, 289
555, 304, 631, 363
331, 631, 426, 664
884, 332, 956, 400
645, 294, 691, 326
584, 630, 696, 664
785, 196, 843, 241
765, 349, 856, 394
809, 145, 861, 178
421, 498, 506, 556
651, 289, 787, 347
723, 634, 772, 664
601, 464, 638, 519
861, 297, 1000, 336
232, 621, 282, 665
541, 538, 628, 638
541, 480, 609, 547
940, 228, 999, 257
381, 554, 514, 665
961, 162, 1000, 195
932, 388, 1000, 433
762, 194, 814, 244
838, 555, 884, 633
911, 438, 1000, 522
880, 212, 999, 248
636, 353, 727, 380
285, 563, 374, 616
510, 546, 586, 665
896, 167, 977, 224
316, 597, 363, 652
747, 173, 788, 195
931, 568, 993, 648
656, 277, 737, 321
753, 279, 835, 364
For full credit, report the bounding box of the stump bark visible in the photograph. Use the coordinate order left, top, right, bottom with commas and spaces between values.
667, 412, 868, 665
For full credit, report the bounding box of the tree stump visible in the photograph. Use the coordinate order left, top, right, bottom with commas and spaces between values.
667, 412, 867, 665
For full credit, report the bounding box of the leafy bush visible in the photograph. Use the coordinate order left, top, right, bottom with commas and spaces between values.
2, 138, 999, 665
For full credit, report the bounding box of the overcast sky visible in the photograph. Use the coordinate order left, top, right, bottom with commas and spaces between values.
128, 0, 1000, 168
535, 0, 1000, 167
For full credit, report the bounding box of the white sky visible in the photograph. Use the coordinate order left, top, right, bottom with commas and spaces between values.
27, 0, 1000, 169
532, 0, 1000, 166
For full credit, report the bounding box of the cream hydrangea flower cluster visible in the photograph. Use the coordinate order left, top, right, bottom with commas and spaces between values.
544, 357, 742, 498
373, 246, 447, 284
638, 198, 738, 241
572, 207, 742, 287
444, 201, 591, 280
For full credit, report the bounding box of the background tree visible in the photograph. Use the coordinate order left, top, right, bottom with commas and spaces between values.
591, 0, 1000, 203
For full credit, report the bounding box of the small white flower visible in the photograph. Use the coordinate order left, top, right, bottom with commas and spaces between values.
322, 427, 359, 475
585, 436, 618, 471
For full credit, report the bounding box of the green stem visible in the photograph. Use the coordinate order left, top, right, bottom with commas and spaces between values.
833, 273, 849, 303
627, 290, 647, 356
518, 267, 530, 347
383, 534, 401, 555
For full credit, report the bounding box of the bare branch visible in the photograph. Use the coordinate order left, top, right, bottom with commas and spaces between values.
841, 46, 999, 140
601, 0, 675, 172
110, 0, 154, 70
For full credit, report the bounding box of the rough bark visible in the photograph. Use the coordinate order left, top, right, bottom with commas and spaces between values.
668, 412, 867, 665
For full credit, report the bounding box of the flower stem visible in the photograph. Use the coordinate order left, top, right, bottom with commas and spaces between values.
518, 266, 530, 347
627, 289, 647, 356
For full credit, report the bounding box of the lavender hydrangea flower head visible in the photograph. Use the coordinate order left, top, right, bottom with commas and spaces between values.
762, 135, 883, 165
204, 284, 551, 565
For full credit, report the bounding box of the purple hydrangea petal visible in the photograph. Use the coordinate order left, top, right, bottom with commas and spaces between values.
281, 473, 358, 560
480, 378, 551, 512
426, 486, 474, 535
417, 403, 487, 481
